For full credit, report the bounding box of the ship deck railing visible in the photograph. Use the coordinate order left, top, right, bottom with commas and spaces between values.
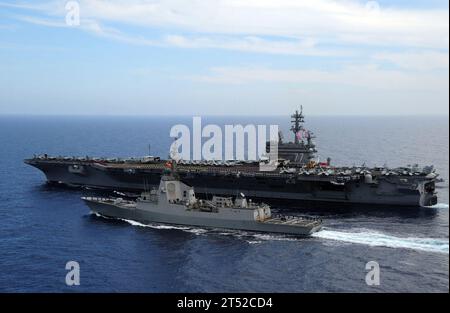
82, 196, 136, 206
267, 213, 322, 226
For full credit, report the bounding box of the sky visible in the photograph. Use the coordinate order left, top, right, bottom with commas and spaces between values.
0, 0, 448, 116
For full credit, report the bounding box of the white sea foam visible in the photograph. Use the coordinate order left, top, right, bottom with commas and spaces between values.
426, 203, 449, 210
246, 240, 262, 244
94, 213, 300, 241
251, 233, 299, 242
312, 229, 449, 254
93, 213, 449, 254
93, 212, 113, 219
93, 213, 196, 231
119, 218, 208, 235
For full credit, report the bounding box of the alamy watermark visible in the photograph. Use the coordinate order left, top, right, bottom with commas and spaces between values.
169, 117, 279, 171
65, 1, 80, 26
65, 260, 80, 286
365, 261, 380, 286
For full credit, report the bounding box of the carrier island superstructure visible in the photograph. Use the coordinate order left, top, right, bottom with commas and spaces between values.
25, 109, 439, 207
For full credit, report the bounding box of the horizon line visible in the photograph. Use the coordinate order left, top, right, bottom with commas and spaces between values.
0, 113, 449, 118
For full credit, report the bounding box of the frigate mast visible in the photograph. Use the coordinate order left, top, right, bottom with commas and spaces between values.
290, 106, 305, 144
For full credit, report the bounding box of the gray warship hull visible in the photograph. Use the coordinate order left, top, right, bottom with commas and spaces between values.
83, 198, 322, 236
25, 109, 439, 208
27, 158, 438, 207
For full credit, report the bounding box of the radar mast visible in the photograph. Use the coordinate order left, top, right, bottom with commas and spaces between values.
290, 106, 305, 144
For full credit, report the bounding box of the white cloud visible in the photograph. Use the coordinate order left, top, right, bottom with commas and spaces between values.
16, 14, 350, 56
192, 65, 448, 91
372, 51, 449, 71
73, 0, 448, 49
3, 0, 448, 59
10, 13, 348, 56
16, 15, 68, 28
4, 0, 449, 50
13, 15, 162, 46
1, 1, 448, 115
81, 20, 160, 46
0, 1, 51, 10
164, 35, 351, 56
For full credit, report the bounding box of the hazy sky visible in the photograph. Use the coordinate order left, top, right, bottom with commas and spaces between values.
0, 0, 448, 116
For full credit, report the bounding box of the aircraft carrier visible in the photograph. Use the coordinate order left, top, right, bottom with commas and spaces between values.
24, 109, 439, 207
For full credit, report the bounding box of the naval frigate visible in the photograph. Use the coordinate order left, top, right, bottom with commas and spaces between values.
83, 172, 323, 236
25, 108, 439, 207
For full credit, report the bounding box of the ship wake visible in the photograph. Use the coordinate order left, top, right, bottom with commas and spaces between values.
92, 213, 300, 240
92, 213, 449, 254
312, 229, 449, 254
426, 203, 449, 210
98, 214, 209, 235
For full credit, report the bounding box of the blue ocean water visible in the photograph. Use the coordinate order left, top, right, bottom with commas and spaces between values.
0, 115, 448, 292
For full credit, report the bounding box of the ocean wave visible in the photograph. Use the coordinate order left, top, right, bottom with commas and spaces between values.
119, 218, 209, 235
312, 229, 449, 254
